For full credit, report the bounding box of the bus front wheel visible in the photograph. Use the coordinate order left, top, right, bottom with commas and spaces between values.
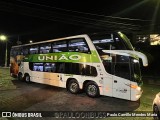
85, 82, 100, 98
24, 74, 30, 83
153, 104, 160, 120
68, 79, 80, 94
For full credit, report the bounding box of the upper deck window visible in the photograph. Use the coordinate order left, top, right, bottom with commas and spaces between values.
68, 38, 90, 53
52, 40, 67, 52
11, 47, 21, 56
40, 43, 51, 54
89, 32, 132, 52
30, 45, 39, 54
22, 46, 29, 55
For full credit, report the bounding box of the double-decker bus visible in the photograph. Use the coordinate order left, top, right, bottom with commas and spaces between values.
10, 32, 148, 101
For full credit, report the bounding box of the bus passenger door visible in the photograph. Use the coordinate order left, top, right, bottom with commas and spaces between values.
43, 63, 64, 87
56, 63, 66, 87
112, 55, 131, 100
57, 73, 66, 87
112, 76, 131, 100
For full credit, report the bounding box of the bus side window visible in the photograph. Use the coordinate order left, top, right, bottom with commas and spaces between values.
68, 38, 90, 53
22, 46, 29, 55
80, 64, 97, 76
56, 63, 65, 73
65, 63, 97, 76
51, 63, 56, 72
33, 63, 43, 72
114, 55, 130, 80
114, 35, 126, 50
10, 48, 17, 56
52, 41, 67, 52
30, 45, 39, 54
40, 43, 51, 54
65, 63, 80, 74
44, 63, 56, 72
65, 63, 72, 74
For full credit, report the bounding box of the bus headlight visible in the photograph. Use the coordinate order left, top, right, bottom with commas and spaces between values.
137, 86, 141, 91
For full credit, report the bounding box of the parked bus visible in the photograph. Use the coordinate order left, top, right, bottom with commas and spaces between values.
10, 32, 148, 101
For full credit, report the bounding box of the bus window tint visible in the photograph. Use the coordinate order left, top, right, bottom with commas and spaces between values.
91, 34, 115, 50
114, 63, 130, 80
52, 41, 67, 52
114, 34, 126, 50
40, 43, 51, 54
114, 55, 130, 80
69, 38, 89, 53
65, 63, 97, 76
103, 61, 112, 74
11, 47, 23, 56
30, 45, 39, 54
80, 64, 97, 76
71, 63, 80, 74
44, 63, 56, 72
10, 48, 17, 56
56, 63, 65, 73
22, 46, 29, 55
33, 63, 43, 72
90, 33, 126, 51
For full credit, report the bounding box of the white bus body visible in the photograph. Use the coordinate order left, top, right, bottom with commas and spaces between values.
10, 32, 148, 101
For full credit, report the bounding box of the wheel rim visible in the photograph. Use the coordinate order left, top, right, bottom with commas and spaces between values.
26, 76, 30, 82
70, 82, 78, 93
87, 85, 97, 96
18, 74, 22, 80
154, 106, 158, 113
153, 105, 160, 119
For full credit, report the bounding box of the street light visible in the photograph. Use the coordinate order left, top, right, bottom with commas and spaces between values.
0, 35, 7, 41
30, 40, 33, 43
0, 35, 7, 67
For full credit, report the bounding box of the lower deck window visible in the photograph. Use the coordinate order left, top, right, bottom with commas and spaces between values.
29, 62, 97, 77
33, 63, 43, 72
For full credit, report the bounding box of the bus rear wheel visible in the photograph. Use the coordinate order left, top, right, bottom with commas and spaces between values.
68, 79, 80, 94
85, 82, 100, 98
18, 73, 23, 81
24, 74, 30, 83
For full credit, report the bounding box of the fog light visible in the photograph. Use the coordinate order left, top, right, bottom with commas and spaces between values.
136, 94, 141, 99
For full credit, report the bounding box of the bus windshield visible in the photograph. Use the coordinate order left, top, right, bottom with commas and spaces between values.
117, 32, 134, 50
89, 32, 134, 51
132, 59, 142, 84
90, 32, 141, 83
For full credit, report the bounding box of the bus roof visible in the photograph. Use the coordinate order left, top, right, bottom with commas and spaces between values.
11, 34, 89, 48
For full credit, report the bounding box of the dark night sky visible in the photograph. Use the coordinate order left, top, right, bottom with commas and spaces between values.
0, 0, 160, 75
0, 0, 159, 43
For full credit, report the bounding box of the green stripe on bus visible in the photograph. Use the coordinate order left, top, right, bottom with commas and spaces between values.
23, 50, 100, 63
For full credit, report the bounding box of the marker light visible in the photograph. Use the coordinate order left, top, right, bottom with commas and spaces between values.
130, 84, 138, 89
133, 59, 139, 63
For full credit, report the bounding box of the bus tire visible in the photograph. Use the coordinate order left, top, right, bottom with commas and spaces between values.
24, 74, 30, 83
85, 82, 100, 98
68, 79, 80, 94
153, 104, 160, 120
18, 73, 23, 81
